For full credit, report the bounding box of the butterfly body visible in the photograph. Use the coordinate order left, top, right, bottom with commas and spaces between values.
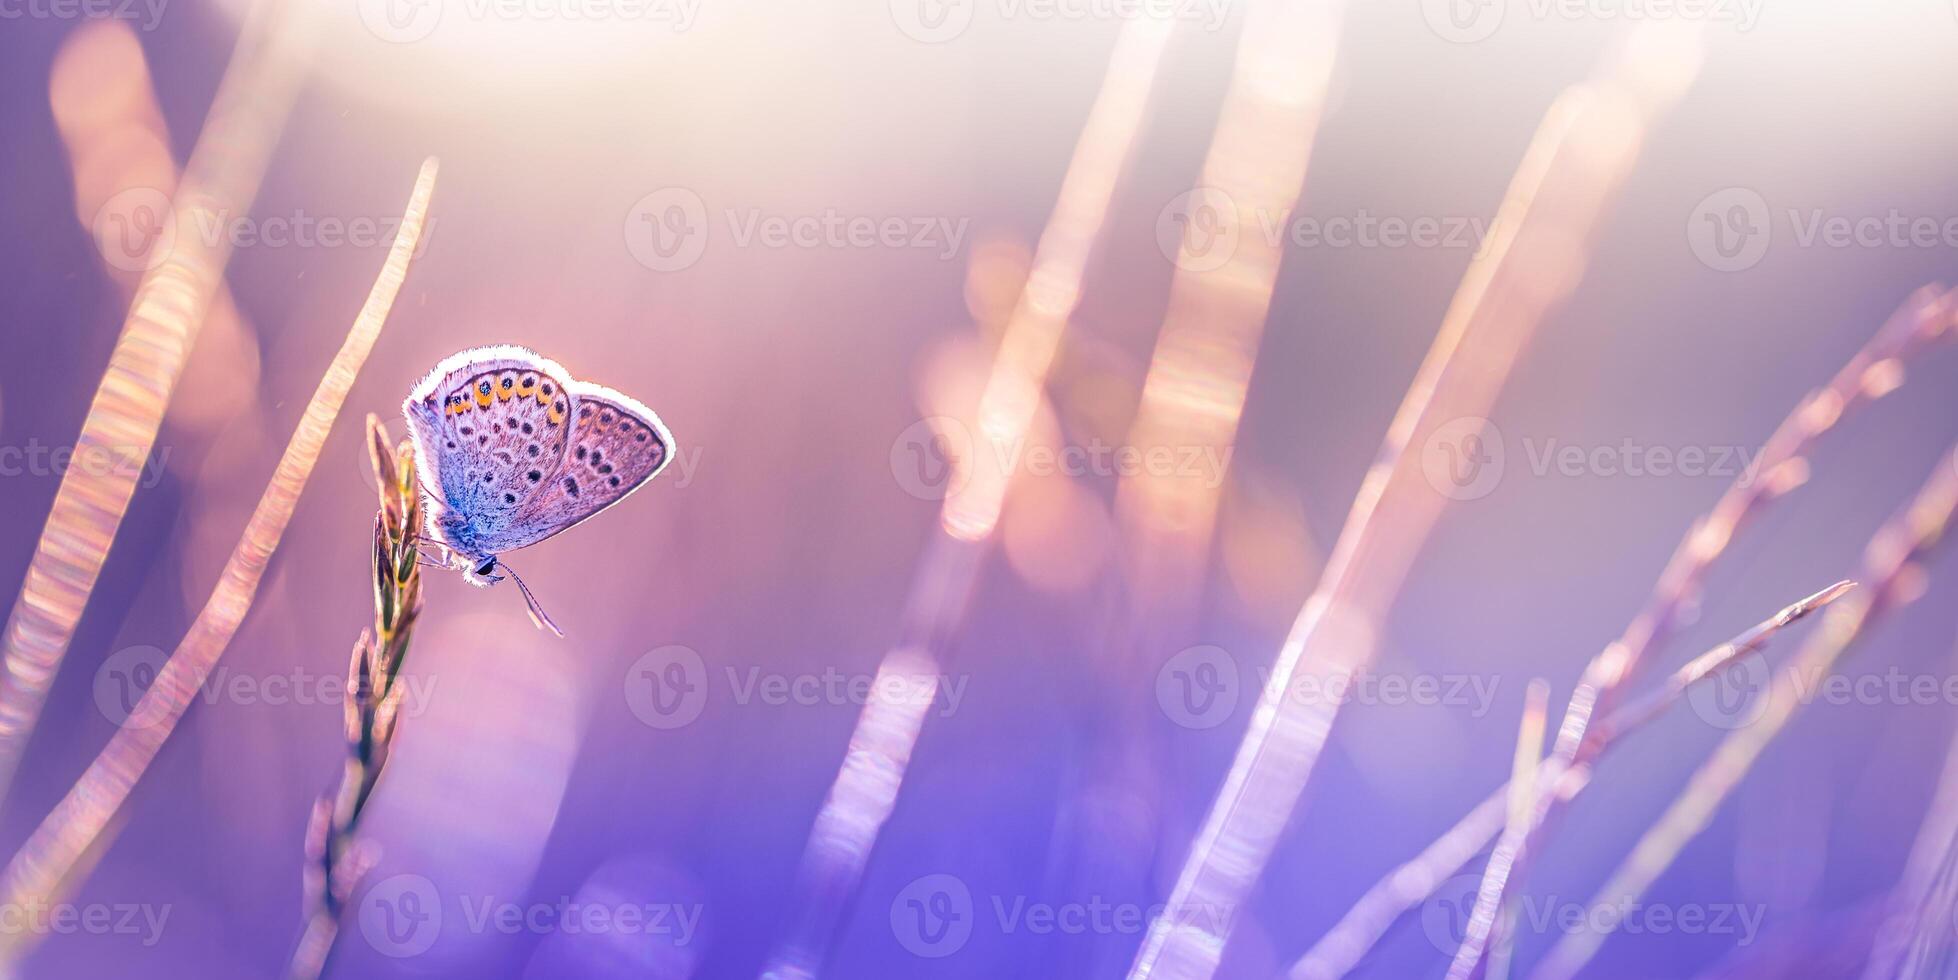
402, 345, 674, 628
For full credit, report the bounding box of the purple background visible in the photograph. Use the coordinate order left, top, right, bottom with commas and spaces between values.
1, 2, 1957, 978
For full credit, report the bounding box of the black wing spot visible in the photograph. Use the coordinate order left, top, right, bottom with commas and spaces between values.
608, 476, 621, 487
600, 412, 613, 424
635, 432, 649, 442
527, 444, 540, 457
563, 477, 579, 497
527, 470, 542, 482
495, 451, 513, 464
576, 446, 587, 461
460, 426, 473, 436
446, 440, 456, 449
478, 435, 489, 446
579, 406, 593, 419
503, 492, 517, 504
521, 422, 534, 435
591, 449, 603, 466
542, 383, 554, 395
482, 473, 493, 483
598, 463, 613, 475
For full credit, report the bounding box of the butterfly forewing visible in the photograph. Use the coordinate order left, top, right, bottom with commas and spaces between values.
475, 383, 673, 553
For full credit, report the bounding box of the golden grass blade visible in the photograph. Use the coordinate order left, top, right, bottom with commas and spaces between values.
287, 419, 427, 980
1532, 448, 1958, 980
760, 23, 1173, 977
1133, 26, 1703, 979
1113, 0, 1344, 613
0, 159, 439, 967
0, 0, 318, 804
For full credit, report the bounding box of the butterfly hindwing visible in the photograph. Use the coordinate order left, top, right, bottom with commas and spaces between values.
474, 382, 674, 553
402, 346, 577, 546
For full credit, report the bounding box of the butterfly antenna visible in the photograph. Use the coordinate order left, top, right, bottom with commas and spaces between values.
499, 561, 565, 638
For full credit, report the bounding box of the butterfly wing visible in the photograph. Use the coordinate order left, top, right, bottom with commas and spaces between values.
473, 380, 674, 554
401, 346, 579, 553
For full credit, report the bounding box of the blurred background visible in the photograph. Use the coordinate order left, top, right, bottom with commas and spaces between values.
1, 0, 1957, 977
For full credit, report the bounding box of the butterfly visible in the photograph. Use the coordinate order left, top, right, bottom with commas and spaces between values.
402, 345, 675, 636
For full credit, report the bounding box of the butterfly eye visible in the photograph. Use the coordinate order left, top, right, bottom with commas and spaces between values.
478, 381, 491, 395
501, 377, 514, 389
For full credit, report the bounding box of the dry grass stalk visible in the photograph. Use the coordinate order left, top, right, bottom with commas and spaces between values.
1451, 283, 1958, 979
1137, 27, 1703, 978
1291, 282, 1957, 980
1534, 446, 1958, 980
760, 23, 1173, 977
0, 159, 438, 967
1447, 582, 1854, 980
0, 0, 320, 805
1487, 680, 1551, 980
286, 417, 426, 980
